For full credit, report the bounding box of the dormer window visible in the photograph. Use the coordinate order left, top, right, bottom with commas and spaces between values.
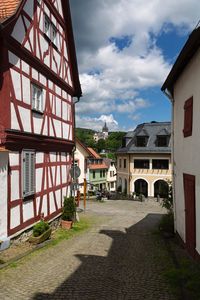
157, 136, 168, 147
136, 136, 148, 147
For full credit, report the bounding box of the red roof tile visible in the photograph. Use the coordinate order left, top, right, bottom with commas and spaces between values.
87, 147, 101, 159
0, 0, 21, 22
88, 164, 108, 170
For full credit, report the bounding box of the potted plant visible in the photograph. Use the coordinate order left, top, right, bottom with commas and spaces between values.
61, 196, 76, 229
29, 220, 51, 244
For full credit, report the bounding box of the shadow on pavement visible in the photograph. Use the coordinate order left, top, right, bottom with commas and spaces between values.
33, 213, 175, 300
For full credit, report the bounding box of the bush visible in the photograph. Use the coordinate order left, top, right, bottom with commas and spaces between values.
33, 220, 50, 237
159, 212, 174, 234
62, 196, 76, 221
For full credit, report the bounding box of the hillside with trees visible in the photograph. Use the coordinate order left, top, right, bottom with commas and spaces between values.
75, 128, 126, 155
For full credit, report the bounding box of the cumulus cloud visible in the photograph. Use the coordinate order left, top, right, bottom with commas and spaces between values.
76, 114, 119, 131
70, 0, 200, 129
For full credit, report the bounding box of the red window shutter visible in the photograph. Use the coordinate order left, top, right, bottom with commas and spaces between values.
183, 97, 193, 137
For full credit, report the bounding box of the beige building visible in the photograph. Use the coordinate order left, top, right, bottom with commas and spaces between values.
162, 27, 200, 258
116, 122, 172, 198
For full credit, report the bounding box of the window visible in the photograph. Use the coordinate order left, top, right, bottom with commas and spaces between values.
111, 182, 114, 188
124, 159, 126, 168
44, 14, 57, 46
183, 97, 193, 137
103, 170, 105, 177
119, 159, 121, 168
110, 171, 112, 177
93, 171, 95, 179
22, 150, 35, 197
157, 136, 168, 147
32, 84, 43, 113
134, 159, 149, 169
100, 170, 102, 178
136, 136, 148, 147
152, 159, 169, 170
44, 15, 51, 39
52, 24, 57, 46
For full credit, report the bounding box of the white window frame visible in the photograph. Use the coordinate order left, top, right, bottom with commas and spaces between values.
22, 150, 35, 198
31, 84, 43, 113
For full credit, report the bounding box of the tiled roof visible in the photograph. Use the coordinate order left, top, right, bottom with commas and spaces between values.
87, 147, 101, 159
88, 164, 108, 170
117, 121, 171, 154
0, 0, 21, 22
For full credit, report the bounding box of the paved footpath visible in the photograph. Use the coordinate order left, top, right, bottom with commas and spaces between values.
0, 199, 176, 300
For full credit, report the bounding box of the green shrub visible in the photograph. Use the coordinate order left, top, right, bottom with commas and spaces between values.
33, 220, 50, 237
62, 196, 76, 221
159, 212, 174, 234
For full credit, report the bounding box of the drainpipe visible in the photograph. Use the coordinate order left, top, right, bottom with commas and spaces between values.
163, 88, 176, 232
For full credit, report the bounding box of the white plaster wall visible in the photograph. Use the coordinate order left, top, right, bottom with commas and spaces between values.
11, 103, 20, 130
10, 206, 20, 229
19, 107, 31, 132
173, 48, 200, 254
36, 152, 44, 164
10, 69, 21, 100
36, 168, 43, 193
23, 1, 34, 18
55, 189, 61, 208
0, 153, 8, 237
11, 16, 26, 44
11, 171, 20, 201
50, 192, 56, 214
41, 195, 48, 217
23, 200, 34, 222
9, 152, 19, 167
8, 51, 20, 68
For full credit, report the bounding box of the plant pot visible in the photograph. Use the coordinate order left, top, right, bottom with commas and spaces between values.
61, 220, 73, 230
29, 228, 52, 244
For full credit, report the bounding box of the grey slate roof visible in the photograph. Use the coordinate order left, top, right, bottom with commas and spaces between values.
117, 122, 171, 154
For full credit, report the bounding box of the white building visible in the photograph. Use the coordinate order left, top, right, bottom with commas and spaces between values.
0, 0, 81, 241
104, 159, 117, 192
162, 27, 200, 259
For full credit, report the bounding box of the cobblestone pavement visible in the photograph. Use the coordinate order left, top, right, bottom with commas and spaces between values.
0, 199, 176, 300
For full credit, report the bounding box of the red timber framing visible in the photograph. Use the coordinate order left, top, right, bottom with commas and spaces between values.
0, 0, 81, 237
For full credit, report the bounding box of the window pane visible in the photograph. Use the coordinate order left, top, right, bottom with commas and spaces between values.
152, 159, 169, 170
134, 159, 149, 169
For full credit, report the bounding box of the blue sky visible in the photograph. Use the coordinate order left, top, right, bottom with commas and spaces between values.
70, 0, 200, 132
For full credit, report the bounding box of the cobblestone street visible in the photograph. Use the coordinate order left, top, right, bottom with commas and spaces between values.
0, 199, 176, 300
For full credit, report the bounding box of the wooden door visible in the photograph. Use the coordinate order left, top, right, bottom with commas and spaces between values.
183, 174, 196, 257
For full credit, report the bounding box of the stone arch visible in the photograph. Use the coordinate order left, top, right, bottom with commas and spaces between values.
154, 179, 169, 198
134, 178, 148, 197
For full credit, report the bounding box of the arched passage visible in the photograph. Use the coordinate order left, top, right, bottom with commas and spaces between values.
117, 177, 122, 192
124, 179, 127, 194
134, 179, 148, 197
154, 180, 169, 198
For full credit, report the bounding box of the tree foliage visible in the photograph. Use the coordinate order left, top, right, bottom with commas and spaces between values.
75, 128, 126, 154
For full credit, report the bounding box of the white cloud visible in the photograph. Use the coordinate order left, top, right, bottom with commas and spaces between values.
76, 114, 119, 131
70, 0, 200, 129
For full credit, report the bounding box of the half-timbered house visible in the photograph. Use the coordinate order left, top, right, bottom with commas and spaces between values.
0, 0, 81, 241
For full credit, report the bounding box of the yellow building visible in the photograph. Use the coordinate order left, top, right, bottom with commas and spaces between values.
116, 122, 172, 197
